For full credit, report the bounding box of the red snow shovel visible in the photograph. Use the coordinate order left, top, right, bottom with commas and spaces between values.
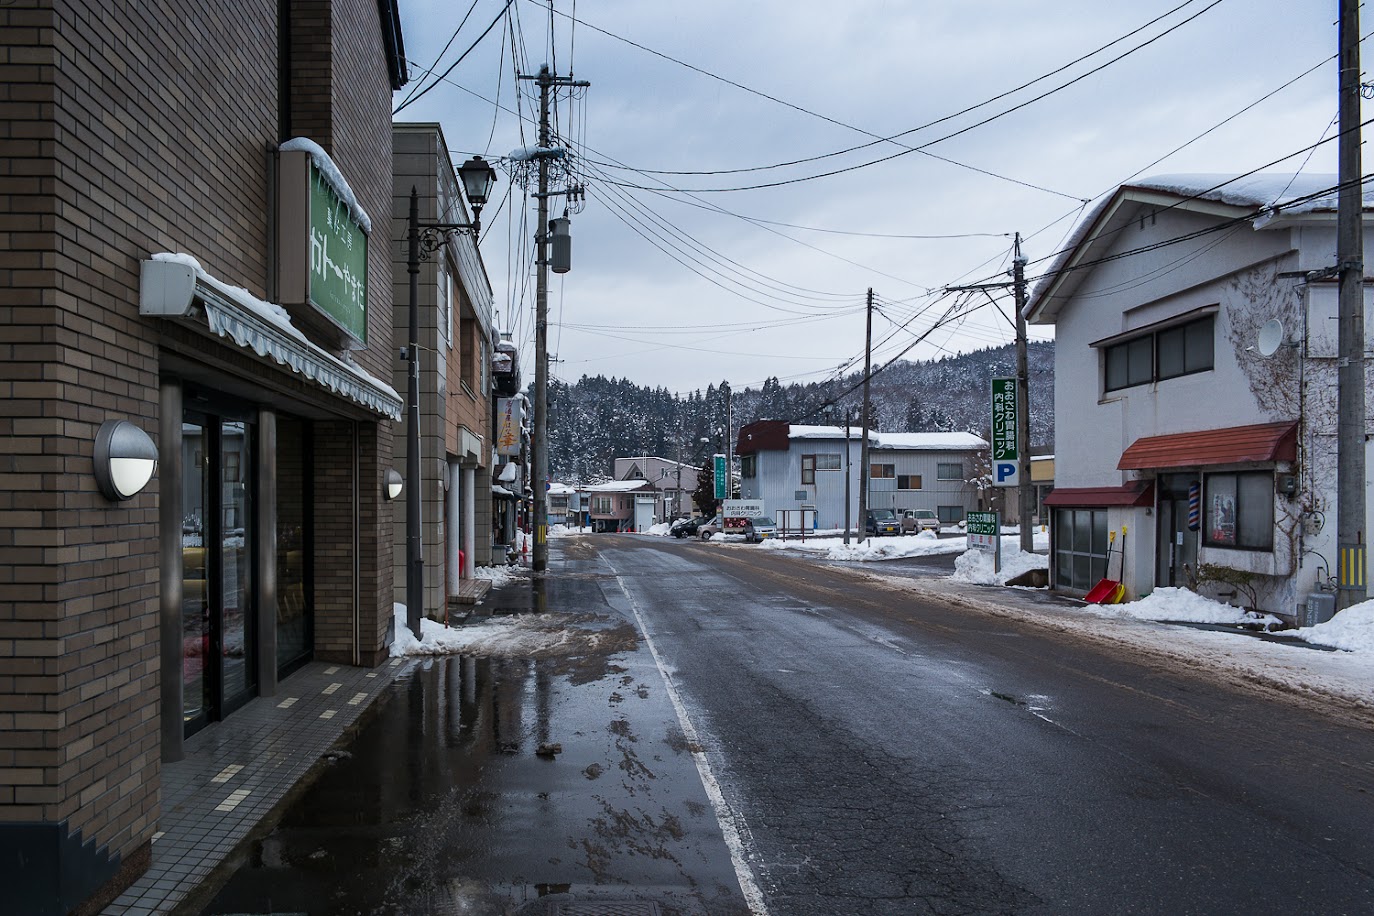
1084, 527, 1126, 605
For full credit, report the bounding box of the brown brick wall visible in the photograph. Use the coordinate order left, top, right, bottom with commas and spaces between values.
0, 0, 399, 905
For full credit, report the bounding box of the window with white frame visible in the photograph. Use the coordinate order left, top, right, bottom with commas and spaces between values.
1203, 471, 1273, 550
593, 496, 613, 514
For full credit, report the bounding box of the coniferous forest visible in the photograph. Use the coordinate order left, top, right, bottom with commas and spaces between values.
545, 341, 1054, 482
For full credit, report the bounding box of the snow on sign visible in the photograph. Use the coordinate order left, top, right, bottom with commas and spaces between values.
723, 499, 765, 519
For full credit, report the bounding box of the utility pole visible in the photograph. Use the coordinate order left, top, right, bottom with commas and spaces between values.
1337, 0, 1368, 607
949, 237, 1035, 553
405, 190, 423, 637
844, 412, 852, 545
523, 64, 589, 573
724, 382, 733, 499
1013, 234, 1034, 554
858, 288, 874, 542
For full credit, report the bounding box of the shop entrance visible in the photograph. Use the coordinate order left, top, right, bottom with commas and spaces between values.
182, 408, 257, 736
1156, 473, 1200, 588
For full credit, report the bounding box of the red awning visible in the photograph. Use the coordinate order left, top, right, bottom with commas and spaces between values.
1042, 481, 1154, 508
1117, 420, 1298, 471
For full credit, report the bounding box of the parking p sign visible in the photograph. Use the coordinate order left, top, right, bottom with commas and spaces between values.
991, 377, 1019, 488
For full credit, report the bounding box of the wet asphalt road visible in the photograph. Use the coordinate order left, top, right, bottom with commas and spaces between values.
194, 535, 1374, 915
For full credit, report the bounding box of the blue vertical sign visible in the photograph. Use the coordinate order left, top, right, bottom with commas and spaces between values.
991, 377, 1019, 487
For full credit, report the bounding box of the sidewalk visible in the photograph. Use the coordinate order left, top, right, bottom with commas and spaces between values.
101, 658, 413, 915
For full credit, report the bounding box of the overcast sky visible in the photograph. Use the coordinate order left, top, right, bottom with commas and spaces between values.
394, 0, 1347, 395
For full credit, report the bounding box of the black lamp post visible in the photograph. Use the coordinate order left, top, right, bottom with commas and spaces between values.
404, 155, 496, 637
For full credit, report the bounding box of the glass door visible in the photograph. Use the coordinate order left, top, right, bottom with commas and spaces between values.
181, 407, 257, 736
182, 418, 211, 734
220, 419, 254, 715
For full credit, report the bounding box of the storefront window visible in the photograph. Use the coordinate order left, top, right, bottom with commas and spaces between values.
1204, 471, 1273, 550
182, 420, 209, 730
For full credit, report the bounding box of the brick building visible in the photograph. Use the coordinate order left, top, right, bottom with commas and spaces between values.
391, 123, 496, 613
0, 2, 407, 912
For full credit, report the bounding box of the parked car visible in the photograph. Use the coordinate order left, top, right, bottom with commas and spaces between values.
697, 515, 724, 539
901, 509, 940, 533
670, 515, 707, 538
744, 516, 777, 543
866, 508, 902, 536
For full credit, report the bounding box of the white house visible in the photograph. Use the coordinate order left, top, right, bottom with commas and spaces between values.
1026, 173, 1374, 621
735, 420, 986, 531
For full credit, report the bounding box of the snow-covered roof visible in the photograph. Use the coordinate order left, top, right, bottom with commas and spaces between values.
875, 431, 987, 451
1027, 172, 1374, 324
548, 482, 576, 495
582, 479, 653, 493
788, 424, 877, 441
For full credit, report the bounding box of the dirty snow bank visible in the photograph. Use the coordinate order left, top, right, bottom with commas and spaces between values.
474, 565, 528, 589
390, 604, 631, 658
758, 531, 965, 561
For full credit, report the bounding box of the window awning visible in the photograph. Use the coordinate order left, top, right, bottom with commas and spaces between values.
1117, 421, 1298, 470
140, 258, 403, 420
1042, 481, 1154, 508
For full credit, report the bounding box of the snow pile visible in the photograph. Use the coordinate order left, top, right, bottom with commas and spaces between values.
758, 532, 965, 561
1298, 600, 1374, 651
645, 522, 673, 536
1104, 587, 1281, 627
549, 524, 589, 537
389, 605, 631, 658
950, 541, 1048, 586
474, 565, 527, 589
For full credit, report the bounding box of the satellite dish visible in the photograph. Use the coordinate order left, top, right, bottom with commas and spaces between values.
1256, 319, 1285, 357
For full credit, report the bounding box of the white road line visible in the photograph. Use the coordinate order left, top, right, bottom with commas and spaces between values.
609, 568, 771, 916
277, 697, 298, 708
215, 788, 251, 812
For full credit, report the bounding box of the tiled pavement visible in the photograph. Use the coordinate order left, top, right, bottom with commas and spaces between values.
102, 657, 415, 915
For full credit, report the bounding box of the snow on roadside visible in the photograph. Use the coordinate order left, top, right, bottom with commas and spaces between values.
1298, 600, 1374, 651
645, 522, 673, 536
1101, 586, 1280, 628
550, 524, 590, 537
474, 564, 528, 589
757, 531, 965, 561
389, 603, 629, 658
950, 540, 1048, 586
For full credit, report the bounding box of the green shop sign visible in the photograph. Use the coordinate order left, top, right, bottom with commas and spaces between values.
308, 163, 368, 344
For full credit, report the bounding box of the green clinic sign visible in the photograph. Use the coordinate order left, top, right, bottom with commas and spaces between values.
308, 163, 368, 345
714, 454, 727, 500
990, 377, 1019, 487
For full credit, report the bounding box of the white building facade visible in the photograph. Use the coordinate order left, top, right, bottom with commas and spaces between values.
1027, 174, 1374, 621
735, 421, 986, 531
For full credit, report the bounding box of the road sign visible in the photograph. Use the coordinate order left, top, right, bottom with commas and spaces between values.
723, 499, 765, 518
713, 454, 727, 499
967, 510, 1001, 573
991, 378, 1019, 488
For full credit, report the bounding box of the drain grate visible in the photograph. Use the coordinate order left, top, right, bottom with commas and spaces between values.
550, 903, 662, 916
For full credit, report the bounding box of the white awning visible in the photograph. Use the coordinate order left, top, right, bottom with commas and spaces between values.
140, 258, 402, 420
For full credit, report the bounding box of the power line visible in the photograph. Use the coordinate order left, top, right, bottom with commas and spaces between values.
394, 0, 515, 115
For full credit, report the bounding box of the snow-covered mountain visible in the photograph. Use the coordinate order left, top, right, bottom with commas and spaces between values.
546, 341, 1054, 482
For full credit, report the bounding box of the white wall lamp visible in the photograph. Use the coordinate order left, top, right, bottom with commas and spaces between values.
94, 419, 158, 501
384, 468, 404, 502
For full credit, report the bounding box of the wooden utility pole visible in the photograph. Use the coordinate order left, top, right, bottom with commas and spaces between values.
1013, 234, 1034, 553
522, 64, 588, 572
858, 288, 874, 542
1337, 0, 1368, 607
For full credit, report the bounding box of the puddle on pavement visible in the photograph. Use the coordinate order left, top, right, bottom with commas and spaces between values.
197, 610, 745, 916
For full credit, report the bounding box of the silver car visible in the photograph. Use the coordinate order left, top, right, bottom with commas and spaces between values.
745, 516, 777, 543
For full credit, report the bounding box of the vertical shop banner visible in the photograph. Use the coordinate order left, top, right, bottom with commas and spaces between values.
496, 398, 522, 456
990, 377, 1019, 487
307, 161, 368, 344
713, 454, 727, 500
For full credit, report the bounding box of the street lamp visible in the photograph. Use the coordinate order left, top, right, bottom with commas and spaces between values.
403, 156, 497, 637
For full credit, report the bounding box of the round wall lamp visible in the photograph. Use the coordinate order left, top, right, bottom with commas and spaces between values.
94, 419, 158, 501
384, 468, 404, 501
